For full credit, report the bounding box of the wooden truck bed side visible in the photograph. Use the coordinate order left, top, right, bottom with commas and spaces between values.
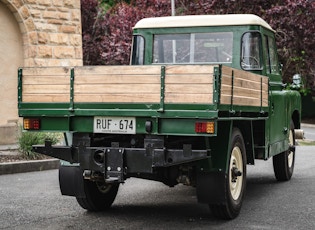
19, 65, 268, 111
220, 66, 269, 107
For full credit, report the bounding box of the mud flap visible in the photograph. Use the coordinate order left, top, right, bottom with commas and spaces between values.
196, 171, 227, 204
59, 164, 86, 198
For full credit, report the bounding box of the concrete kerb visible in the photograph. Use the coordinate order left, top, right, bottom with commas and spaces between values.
0, 159, 60, 175
301, 123, 315, 129
0, 144, 60, 175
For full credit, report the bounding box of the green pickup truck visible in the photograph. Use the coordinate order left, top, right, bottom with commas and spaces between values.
18, 14, 301, 219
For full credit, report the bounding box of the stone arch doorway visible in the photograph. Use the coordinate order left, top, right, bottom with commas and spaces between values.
0, 1, 23, 143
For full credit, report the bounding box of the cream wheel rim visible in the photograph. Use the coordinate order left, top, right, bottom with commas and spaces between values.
229, 146, 243, 201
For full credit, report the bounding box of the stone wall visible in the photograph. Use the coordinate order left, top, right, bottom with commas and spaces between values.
2, 0, 83, 67
0, 0, 83, 144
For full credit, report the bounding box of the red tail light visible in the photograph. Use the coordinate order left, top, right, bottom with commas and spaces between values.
23, 118, 41, 130
195, 121, 215, 134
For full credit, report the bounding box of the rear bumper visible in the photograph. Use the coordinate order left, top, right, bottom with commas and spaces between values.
33, 141, 209, 183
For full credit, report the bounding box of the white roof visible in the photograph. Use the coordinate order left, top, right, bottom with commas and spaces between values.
134, 14, 274, 32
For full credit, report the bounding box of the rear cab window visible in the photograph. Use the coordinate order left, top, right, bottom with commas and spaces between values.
152, 32, 233, 64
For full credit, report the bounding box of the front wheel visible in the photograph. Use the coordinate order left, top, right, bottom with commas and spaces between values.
76, 179, 119, 211
210, 128, 247, 219
273, 121, 295, 181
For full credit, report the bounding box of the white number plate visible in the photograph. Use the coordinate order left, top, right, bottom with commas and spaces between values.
94, 117, 136, 134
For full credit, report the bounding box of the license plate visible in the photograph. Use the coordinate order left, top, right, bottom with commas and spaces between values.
93, 117, 136, 134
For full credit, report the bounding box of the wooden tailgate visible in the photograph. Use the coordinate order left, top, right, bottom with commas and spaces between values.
74, 66, 161, 103
21, 65, 216, 105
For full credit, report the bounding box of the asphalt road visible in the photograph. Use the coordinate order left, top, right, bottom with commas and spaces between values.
0, 146, 314, 230
301, 124, 315, 140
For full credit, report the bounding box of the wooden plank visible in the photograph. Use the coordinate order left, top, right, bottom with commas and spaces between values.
221, 95, 266, 107
221, 76, 267, 91
222, 66, 267, 83
22, 75, 69, 85
165, 84, 212, 94
74, 94, 160, 103
74, 65, 162, 75
230, 97, 268, 107
22, 94, 69, 103
165, 65, 216, 74
74, 84, 160, 94
75, 65, 216, 75
221, 86, 267, 99
221, 94, 268, 106
165, 93, 212, 104
23, 85, 70, 94
75, 75, 160, 84
165, 74, 213, 84
22, 67, 71, 76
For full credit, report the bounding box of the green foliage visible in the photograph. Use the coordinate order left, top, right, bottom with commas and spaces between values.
18, 130, 62, 160
286, 83, 311, 96
81, 0, 315, 94
98, 0, 131, 12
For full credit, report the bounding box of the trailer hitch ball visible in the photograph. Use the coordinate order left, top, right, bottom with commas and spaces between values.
94, 149, 105, 164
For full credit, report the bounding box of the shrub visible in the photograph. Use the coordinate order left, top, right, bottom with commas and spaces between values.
18, 130, 62, 160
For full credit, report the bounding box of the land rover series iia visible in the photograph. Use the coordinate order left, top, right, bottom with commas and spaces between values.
18, 14, 301, 219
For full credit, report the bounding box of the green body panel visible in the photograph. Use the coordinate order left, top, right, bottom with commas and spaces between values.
197, 121, 232, 173
30, 115, 220, 136
267, 88, 301, 158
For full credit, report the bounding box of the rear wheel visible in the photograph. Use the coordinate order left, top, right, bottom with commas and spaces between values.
76, 179, 119, 211
210, 128, 246, 219
273, 121, 295, 181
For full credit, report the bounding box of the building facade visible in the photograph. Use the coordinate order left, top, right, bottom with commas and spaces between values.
0, 0, 82, 144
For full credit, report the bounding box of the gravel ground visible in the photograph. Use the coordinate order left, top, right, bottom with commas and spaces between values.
0, 149, 51, 163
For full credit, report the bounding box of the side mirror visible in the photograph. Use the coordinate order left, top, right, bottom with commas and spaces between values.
291, 74, 301, 89
279, 63, 283, 73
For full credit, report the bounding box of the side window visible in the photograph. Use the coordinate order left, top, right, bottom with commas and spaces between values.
267, 36, 280, 74
131, 35, 144, 65
264, 35, 271, 74
241, 32, 262, 70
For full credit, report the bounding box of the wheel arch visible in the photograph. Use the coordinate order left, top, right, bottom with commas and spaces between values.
291, 110, 300, 129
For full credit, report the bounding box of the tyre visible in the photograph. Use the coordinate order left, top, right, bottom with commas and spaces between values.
76, 179, 119, 211
273, 121, 295, 181
210, 128, 247, 219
